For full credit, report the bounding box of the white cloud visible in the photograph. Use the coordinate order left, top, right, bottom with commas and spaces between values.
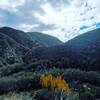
88, 0, 100, 7
0, 0, 100, 42
0, 0, 25, 12
43, 28, 67, 41
33, 0, 100, 42
18, 23, 39, 32
72, 0, 86, 7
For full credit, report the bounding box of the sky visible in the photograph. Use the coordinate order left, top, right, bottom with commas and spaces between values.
0, 0, 100, 42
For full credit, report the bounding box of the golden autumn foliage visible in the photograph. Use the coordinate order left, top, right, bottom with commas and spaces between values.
40, 74, 71, 95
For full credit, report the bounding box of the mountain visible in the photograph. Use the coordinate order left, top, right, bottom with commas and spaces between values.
0, 27, 62, 67
0, 27, 62, 49
65, 28, 100, 70
0, 27, 43, 49
27, 32, 62, 46
66, 28, 100, 51
0, 27, 100, 99
24, 28, 100, 71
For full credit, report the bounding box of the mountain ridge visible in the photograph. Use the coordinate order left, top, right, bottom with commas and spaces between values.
0, 27, 62, 48
24, 28, 100, 71
0, 26, 63, 66
27, 32, 63, 46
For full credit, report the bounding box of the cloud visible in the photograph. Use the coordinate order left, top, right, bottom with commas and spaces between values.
72, 0, 86, 7
18, 23, 39, 32
0, 0, 100, 42
0, 0, 25, 12
33, 0, 100, 41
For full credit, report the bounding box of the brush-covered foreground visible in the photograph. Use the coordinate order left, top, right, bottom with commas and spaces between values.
0, 67, 100, 100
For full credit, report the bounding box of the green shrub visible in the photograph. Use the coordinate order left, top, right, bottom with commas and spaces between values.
0, 92, 32, 100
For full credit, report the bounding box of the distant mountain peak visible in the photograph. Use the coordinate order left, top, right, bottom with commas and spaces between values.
0, 26, 62, 48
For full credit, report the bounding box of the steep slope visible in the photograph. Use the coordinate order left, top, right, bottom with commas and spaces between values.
66, 28, 100, 51
27, 32, 62, 46
0, 27, 62, 49
0, 27, 42, 49
65, 28, 100, 69
0, 27, 62, 67
0, 27, 43, 67
0, 32, 28, 66
24, 28, 100, 71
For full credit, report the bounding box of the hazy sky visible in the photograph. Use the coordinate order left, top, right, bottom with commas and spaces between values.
0, 0, 100, 42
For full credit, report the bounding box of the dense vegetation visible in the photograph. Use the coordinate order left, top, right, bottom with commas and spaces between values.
24, 28, 100, 72
0, 27, 100, 100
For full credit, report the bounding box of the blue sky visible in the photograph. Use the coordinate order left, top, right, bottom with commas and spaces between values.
0, 0, 100, 42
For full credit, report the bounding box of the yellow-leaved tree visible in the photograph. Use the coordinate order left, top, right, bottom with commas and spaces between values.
40, 74, 71, 95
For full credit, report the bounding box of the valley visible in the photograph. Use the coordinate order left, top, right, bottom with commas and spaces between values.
0, 27, 100, 100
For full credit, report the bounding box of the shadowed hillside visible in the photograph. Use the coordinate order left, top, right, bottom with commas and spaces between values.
28, 32, 63, 46
0, 27, 62, 67
24, 28, 100, 71
0, 27, 62, 49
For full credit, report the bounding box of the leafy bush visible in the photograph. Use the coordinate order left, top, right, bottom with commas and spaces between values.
0, 72, 40, 95
40, 74, 71, 95
62, 69, 100, 86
